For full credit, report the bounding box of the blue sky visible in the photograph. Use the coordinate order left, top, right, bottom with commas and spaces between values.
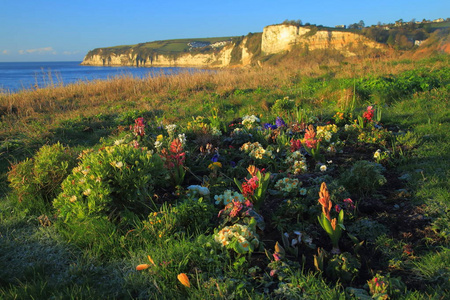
0, 0, 448, 62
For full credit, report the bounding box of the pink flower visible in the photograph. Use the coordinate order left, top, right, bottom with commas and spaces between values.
273, 252, 281, 261
343, 198, 355, 210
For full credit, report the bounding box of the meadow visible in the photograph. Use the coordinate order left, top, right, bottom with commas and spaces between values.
0, 51, 449, 299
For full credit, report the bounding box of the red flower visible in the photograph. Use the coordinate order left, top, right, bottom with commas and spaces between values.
242, 176, 259, 198
363, 106, 374, 122
290, 139, 302, 152
133, 117, 146, 137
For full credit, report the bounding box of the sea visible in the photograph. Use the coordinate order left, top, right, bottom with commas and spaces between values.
0, 61, 196, 93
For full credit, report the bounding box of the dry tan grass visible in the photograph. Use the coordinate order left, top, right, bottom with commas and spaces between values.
0, 50, 445, 143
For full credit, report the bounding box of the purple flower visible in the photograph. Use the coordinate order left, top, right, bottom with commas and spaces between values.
264, 123, 277, 130
211, 153, 220, 162
230, 161, 236, 168
276, 117, 286, 128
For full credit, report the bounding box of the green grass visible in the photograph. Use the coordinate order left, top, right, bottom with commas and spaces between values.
0, 54, 449, 299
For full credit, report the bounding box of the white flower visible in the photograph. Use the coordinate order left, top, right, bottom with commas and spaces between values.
320, 165, 327, 172
165, 124, 177, 135
178, 133, 186, 145
154, 141, 162, 149
114, 139, 124, 145
211, 127, 222, 136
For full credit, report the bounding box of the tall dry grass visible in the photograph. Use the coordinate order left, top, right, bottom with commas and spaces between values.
0, 50, 446, 144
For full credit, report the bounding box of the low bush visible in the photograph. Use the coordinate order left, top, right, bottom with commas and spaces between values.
7, 142, 76, 210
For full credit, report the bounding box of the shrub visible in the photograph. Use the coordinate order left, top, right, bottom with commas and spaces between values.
8, 142, 76, 209
340, 160, 386, 198
53, 144, 166, 226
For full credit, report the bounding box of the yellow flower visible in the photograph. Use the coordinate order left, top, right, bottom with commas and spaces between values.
156, 134, 163, 142
208, 162, 222, 169
177, 273, 191, 288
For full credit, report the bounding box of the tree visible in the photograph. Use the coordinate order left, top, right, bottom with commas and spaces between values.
358, 20, 365, 29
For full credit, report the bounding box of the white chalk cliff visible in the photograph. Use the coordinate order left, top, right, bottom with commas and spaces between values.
81, 24, 385, 67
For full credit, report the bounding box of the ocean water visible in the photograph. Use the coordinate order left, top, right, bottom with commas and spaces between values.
0, 61, 196, 93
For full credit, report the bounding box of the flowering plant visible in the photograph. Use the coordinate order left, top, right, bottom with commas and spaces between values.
160, 138, 186, 187
241, 114, 261, 129
367, 274, 389, 300
317, 182, 345, 254
274, 177, 301, 195
240, 142, 274, 161
132, 117, 146, 138
373, 149, 391, 164
214, 221, 260, 254
214, 190, 245, 206
302, 125, 322, 161
316, 124, 338, 143
217, 198, 265, 230
285, 151, 307, 175
234, 165, 271, 211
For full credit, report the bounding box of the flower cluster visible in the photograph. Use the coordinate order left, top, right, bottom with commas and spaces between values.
214, 190, 245, 206
303, 125, 320, 149
316, 124, 338, 142
285, 151, 307, 175
161, 138, 185, 169
363, 105, 374, 122
132, 117, 146, 137
165, 124, 177, 136
214, 223, 259, 253
241, 176, 259, 198
275, 177, 301, 193
241, 114, 261, 129
186, 185, 210, 197
240, 142, 274, 160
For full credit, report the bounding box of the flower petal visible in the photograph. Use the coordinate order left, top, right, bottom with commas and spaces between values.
177, 273, 191, 288
136, 264, 150, 271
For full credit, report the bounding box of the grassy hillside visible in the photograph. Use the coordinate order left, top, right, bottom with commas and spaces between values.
0, 50, 449, 299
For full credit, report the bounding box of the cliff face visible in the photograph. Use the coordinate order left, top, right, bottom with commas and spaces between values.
262, 24, 384, 56
81, 25, 386, 67
81, 46, 236, 68
81, 37, 253, 68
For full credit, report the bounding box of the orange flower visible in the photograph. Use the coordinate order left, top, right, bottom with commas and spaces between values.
136, 255, 156, 270
147, 255, 156, 266
177, 273, 191, 288
136, 264, 150, 271
247, 165, 258, 177
331, 218, 337, 230
318, 182, 332, 221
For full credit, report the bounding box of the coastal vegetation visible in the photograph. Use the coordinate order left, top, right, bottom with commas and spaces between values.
0, 35, 449, 299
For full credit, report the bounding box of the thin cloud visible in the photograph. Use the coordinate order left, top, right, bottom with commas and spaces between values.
62, 50, 80, 55
18, 47, 55, 55
1, 50, 9, 55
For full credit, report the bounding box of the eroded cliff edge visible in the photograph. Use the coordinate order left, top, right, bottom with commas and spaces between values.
81, 24, 385, 68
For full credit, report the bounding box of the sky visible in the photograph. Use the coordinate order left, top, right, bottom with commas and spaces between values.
0, 0, 448, 62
